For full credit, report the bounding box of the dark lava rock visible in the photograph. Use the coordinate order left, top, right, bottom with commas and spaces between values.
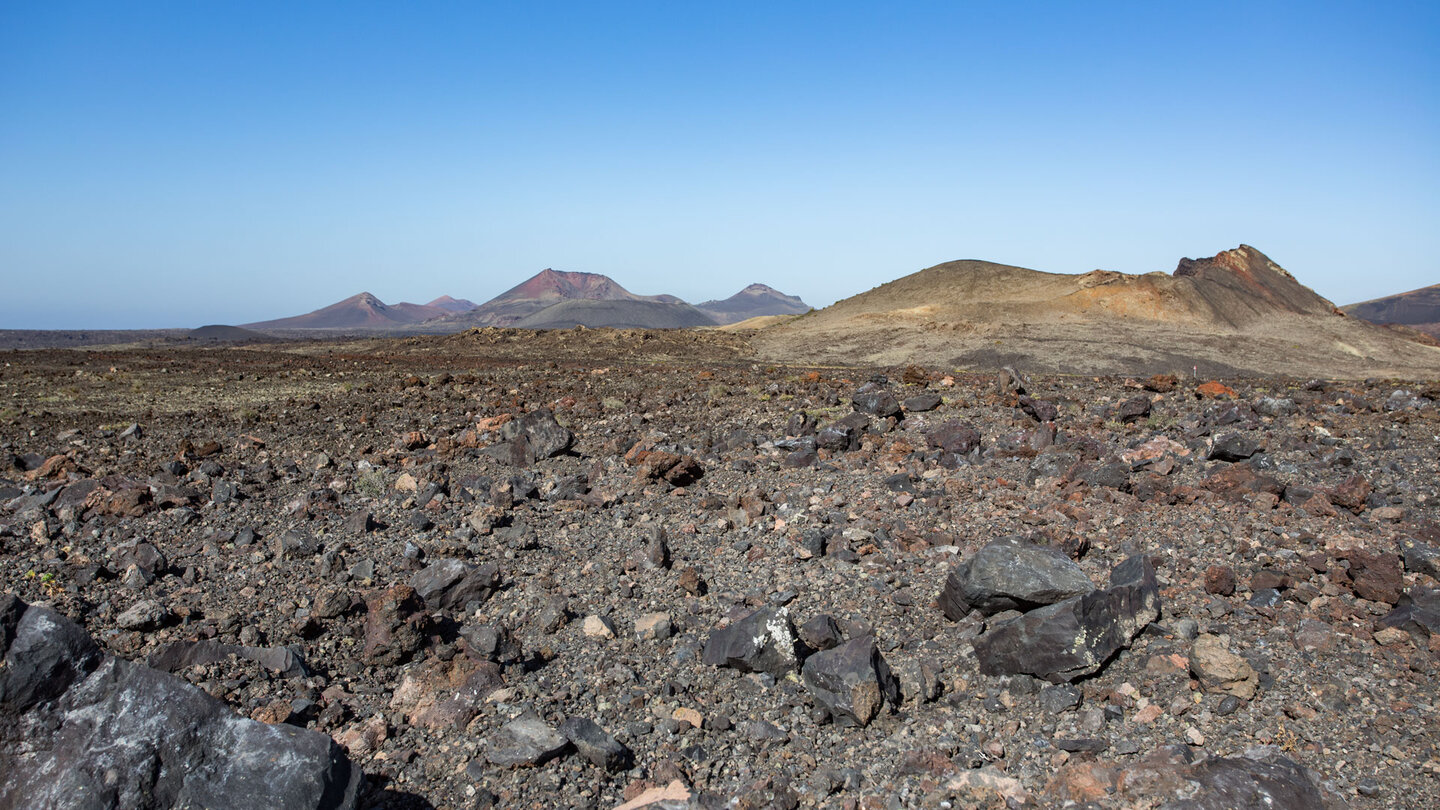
150, 639, 310, 679
702, 607, 801, 677
486, 715, 571, 767
1163, 755, 1325, 809
800, 636, 899, 727
559, 716, 633, 772
1017, 395, 1058, 422
852, 389, 901, 419
972, 555, 1161, 683
1403, 540, 1440, 579
798, 614, 844, 651
487, 408, 574, 466
1380, 587, 1440, 642
925, 421, 982, 456
902, 393, 941, 412
1113, 396, 1152, 423
1208, 433, 1261, 462
410, 558, 502, 611
816, 412, 870, 452
940, 536, 1094, 619
0, 595, 359, 809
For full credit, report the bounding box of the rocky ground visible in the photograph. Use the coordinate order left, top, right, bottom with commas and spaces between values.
2, 335, 1438, 809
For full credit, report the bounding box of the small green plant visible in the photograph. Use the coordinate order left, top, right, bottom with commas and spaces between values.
355, 469, 387, 499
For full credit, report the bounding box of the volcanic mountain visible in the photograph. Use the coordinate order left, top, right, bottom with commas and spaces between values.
754, 245, 1440, 377
244, 292, 449, 330
697, 284, 810, 325
439, 268, 697, 329
1343, 284, 1440, 340
425, 295, 478, 313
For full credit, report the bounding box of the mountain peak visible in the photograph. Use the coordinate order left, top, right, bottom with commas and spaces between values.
697, 283, 810, 325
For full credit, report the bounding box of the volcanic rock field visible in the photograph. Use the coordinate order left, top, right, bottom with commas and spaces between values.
2, 334, 1438, 809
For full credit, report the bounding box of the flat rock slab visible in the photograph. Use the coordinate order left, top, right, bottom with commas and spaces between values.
149, 639, 310, 678
972, 555, 1161, 683
0, 594, 359, 810
942, 536, 1094, 619
486, 716, 570, 767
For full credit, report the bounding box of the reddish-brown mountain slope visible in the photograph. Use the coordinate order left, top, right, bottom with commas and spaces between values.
440, 269, 673, 327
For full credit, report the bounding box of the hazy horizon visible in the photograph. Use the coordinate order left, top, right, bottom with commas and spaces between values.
3, 2, 1437, 330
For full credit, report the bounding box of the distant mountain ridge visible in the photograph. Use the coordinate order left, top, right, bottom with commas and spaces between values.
697, 283, 810, 325
1343, 283, 1440, 340
243, 292, 451, 330
426, 295, 478, 313
438, 268, 672, 328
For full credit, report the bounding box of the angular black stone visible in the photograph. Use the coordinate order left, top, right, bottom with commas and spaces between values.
852, 389, 901, 418
941, 536, 1093, 620
1208, 432, 1261, 462
702, 607, 801, 676
410, 558, 502, 611
800, 636, 899, 727
486, 716, 570, 767
925, 421, 981, 456
559, 716, 632, 772
798, 614, 843, 651
149, 640, 310, 679
902, 393, 941, 412
972, 555, 1161, 683
487, 408, 574, 466
1167, 755, 1324, 809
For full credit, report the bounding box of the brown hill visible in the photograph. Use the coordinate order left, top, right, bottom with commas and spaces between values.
754, 245, 1440, 378
244, 292, 449, 330
425, 295, 478, 313
1343, 283, 1440, 340
441, 269, 672, 328
697, 283, 810, 325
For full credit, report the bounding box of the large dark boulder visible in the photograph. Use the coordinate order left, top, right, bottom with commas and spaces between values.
972, 556, 1161, 683
852, 389, 901, 419
486, 408, 574, 466
941, 537, 1093, 620
702, 607, 801, 677
410, 558, 502, 611
800, 636, 899, 727
1158, 755, 1325, 809
0, 596, 360, 810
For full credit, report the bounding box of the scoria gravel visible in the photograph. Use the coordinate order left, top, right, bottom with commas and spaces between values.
1, 336, 1438, 809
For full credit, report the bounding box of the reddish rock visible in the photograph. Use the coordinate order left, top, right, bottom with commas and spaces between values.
1195, 381, 1237, 399
1326, 474, 1372, 513
363, 584, 429, 665
1341, 549, 1403, 604
1204, 565, 1237, 596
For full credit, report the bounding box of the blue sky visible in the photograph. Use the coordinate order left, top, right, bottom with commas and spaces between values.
2, 1, 1436, 329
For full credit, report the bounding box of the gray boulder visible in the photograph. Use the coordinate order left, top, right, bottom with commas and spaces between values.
486, 715, 570, 767
0, 595, 359, 810
487, 408, 574, 466
410, 558, 502, 611
972, 555, 1161, 683
941, 536, 1093, 620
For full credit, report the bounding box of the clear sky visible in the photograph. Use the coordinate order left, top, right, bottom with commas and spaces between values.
2, 1, 1437, 329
